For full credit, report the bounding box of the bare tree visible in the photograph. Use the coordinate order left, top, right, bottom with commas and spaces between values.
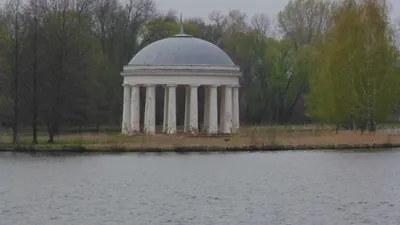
207, 10, 226, 45
156, 9, 177, 22
122, 0, 156, 64
93, 0, 119, 53
251, 13, 271, 37
5, 0, 25, 143
277, 0, 334, 48
23, 0, 42, 144
208, 10, 225, 27
224, 9, 248, 34
208, 10, 249, 46
36, 0, 100, 142
91, 0, 156, 127
0, 9, 9, 124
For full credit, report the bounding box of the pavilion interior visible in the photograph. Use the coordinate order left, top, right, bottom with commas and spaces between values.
133, 85, 233, 133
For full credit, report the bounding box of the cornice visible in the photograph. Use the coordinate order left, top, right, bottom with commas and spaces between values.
121, 65, 242, 77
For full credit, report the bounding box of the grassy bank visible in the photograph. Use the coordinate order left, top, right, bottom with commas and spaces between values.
1, 125, 400, 153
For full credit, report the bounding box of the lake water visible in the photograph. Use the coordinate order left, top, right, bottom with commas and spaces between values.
1, 150, 400, 225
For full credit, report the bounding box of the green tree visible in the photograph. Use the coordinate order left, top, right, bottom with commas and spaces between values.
38, 7, 102, 142
92, 0, 155, 127
307, 0, 400, 131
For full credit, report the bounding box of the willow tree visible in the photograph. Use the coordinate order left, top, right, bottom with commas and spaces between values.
307, 0, 400, 131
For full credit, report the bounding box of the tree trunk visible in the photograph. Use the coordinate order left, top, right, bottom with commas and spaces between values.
32, 5, 39, 145
32, 46, 38, 144
32, 116, 38, 144
48, 133, 54, 143
369, 117, 376, 132
12, 93, 18, 144
47, 124, 55, 143
12, 16, 20, 144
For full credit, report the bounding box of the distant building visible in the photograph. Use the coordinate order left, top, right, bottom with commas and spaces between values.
120, 16, 242, 134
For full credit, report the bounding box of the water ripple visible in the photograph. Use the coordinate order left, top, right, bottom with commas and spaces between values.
0, 151, 400, 225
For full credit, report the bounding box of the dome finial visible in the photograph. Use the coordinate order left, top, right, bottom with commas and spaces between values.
179, 13, 184, 34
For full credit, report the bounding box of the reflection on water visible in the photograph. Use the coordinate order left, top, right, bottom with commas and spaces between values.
1, 150, 400, 225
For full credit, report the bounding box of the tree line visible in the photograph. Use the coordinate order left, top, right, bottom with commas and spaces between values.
0, 0, 399, 143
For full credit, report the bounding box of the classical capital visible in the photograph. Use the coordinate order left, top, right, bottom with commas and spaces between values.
203, 84, 219, 87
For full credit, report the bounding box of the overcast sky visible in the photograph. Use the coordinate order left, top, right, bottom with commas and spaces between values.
0, 0, 398, 21
155, 0, 400, 21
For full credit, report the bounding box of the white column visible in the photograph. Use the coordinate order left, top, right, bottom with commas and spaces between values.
163, 86, 169, 133
144, 84, 156, 134
232, 85, 240, 133
222, 86, 233, 133
208, 85, 218, 134
121, 84, 131, 134
167, 85, 177, 134
189, 85, 199, 133
203, 86, 210, 132
219, 86, 226, 133
130, 85, 140, 133
184, 86, 190, 132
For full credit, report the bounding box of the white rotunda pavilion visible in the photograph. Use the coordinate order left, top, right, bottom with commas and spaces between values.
120, 23, 242, 135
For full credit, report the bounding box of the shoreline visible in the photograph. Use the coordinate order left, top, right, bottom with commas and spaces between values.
0, 143, 399, 154
2, 127, 400, 155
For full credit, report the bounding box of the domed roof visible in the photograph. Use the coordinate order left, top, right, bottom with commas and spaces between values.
128, 34, 235, 66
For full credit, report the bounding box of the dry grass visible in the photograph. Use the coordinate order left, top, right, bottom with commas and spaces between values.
2, 124, 400, 151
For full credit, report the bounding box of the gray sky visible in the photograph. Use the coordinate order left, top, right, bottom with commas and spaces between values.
155, 0, 400, 21
0, 0, 398, 20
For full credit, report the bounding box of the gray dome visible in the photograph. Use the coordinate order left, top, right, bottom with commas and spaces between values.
129, 34, 235, 66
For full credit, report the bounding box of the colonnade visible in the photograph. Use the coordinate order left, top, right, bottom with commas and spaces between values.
121, 84, 240, 134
